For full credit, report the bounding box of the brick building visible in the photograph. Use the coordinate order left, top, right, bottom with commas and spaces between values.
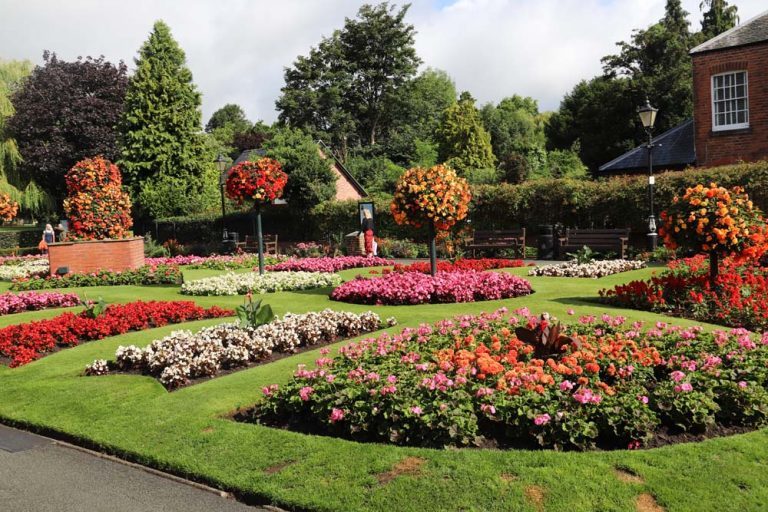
600, 10, 768, 173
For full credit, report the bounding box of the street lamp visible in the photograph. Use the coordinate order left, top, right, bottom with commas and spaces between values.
215, 154, 229, 240
638, 98, 659, 251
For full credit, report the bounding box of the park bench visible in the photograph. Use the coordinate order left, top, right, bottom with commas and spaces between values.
466, 229, 526, 258
558, 228, 630, 259
240, 234, 279, 255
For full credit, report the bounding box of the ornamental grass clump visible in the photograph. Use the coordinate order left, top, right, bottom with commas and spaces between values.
249, 308, 768, 451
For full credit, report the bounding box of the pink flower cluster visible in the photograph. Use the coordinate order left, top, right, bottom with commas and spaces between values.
267, 256, 393, 273
330, 270, 533, 305
0, 291, 80, 316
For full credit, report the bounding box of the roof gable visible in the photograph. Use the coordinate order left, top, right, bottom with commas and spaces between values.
599, 120, 695, 173
691, 10, 768, 54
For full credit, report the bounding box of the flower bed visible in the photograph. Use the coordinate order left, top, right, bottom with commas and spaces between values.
389, 258, 526, 274
266, 256, 393, 273
528, 259, 646, 278
244, 308, 768, 451
10, 264, 182, 291
146, 254, 284, 270
330, 271, 533, 305
85, 309, 390, 389
600, 256, 768, 331
0, 291, 80, 316
0, 258, 49, 281
181, 271, 342, 296
0, 301, 232, 367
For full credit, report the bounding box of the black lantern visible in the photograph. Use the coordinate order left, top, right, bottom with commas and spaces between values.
637, 98, 659, 251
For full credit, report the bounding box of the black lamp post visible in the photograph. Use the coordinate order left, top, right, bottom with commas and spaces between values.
215, 154, 229, 240
638, 98, 659, 251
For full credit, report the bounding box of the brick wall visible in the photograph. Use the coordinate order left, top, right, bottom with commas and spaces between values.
47, 237, 145, 276
332, 163, 364, 201
692, 42, 768, 167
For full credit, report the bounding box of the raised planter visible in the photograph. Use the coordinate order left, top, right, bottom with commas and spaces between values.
47, 237, 145, 276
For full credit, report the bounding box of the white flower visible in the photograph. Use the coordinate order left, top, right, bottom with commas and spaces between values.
528, 259, 646, 278
0, 259, 49, 281
180, 271, 342, 296
84, 359, 110, 376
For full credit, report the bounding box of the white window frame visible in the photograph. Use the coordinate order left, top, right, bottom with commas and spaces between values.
711, 70, 749, 132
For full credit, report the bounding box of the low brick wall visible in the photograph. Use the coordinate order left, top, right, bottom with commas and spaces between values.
47, 237, 145, 276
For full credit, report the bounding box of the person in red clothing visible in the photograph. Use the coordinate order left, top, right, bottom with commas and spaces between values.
361, 208, 375, 257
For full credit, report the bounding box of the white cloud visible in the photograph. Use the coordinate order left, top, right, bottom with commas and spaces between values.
0, 0, 765, 123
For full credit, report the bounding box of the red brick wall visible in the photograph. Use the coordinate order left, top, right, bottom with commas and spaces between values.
692, 42, 768, 167
47, 237, 145, 276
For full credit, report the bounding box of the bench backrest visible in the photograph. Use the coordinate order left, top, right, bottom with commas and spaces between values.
565, 228, 629, 241
244, 234, 278, 246
472, 229, 525, 242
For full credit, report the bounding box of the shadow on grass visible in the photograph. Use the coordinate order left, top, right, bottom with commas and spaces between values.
551, 296, 606, 307
284, 287, 335, 297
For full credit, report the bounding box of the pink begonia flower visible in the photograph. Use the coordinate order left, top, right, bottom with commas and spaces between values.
739, 381, 748, 388
674, 383, 693, 393
638, 395, 649, 404
329, 408, 345, 422
299, 386, 314, 401
534, 414, 551, 426
480, 404, 496, 415
410, 406, 423, 415
560, 380, 574, 392
670, 370, 686, 382
567, 309, 575, 315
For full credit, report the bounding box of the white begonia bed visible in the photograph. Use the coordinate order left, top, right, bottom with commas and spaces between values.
180, 271, 342, 296
528, 259, 646, 278
85, 309, 388, 388
0, 259, 49, 281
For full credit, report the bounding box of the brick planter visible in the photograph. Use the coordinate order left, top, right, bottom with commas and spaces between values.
47, 237, 145, 276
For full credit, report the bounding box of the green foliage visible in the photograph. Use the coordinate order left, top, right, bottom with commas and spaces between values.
345, 154, 404, 194
262, 128, 336, 214
568, 245, 597, 264
205, 103, 251, 134
545, 146, 589, 180
0, 59, 31, 187
119, 20, 209, 217
236, 295, 275, 329
386, 68, 456, 165
277, 2, 420, 155
700, 0, 739, 39
437, 92, 495, 176
81, 296, 108, 319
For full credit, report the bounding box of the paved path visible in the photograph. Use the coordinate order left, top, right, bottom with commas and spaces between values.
0, 424, 263, 512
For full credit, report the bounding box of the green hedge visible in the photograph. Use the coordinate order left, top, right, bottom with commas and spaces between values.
0, 227, 41, 250
141, 161, 768, 247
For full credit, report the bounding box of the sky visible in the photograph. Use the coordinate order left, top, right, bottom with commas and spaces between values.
0, 0, 765, 124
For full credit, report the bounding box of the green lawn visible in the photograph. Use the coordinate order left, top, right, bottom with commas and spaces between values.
1, 265, 766, 511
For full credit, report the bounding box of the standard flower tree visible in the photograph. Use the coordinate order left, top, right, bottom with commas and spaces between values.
660, 183, 767, 285
63, 156, 132, 240
225, 157, 287, 275
390, 164, 471, 276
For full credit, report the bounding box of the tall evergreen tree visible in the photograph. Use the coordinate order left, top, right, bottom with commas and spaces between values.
436, 92, 495, 176
205, 104, 251, 134
700, 0, 739, 39
118, 20, 208, 217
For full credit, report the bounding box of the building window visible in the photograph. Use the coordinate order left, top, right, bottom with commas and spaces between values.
712, 71, 749, 131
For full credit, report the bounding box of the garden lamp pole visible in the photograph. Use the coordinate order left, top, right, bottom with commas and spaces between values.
215, 154, 229, 240
638, 98, 659, 252
256, 207, 265, 275
428, 223, 437, 276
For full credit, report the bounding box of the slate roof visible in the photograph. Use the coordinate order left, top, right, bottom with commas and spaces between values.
233, 148, 265, 165
691, 10, 768, 54
598, 119, 695, 173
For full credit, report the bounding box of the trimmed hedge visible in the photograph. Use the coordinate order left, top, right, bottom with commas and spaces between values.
0, 228, 41, 250
141, 161, 768, 248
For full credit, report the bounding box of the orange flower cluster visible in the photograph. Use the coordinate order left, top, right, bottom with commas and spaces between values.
436, 327, 662, 396
225, 158, 287, 207
660, 183, 767, 260
390, 164, 471, 231
0, 193, 19, 222
63, 156, 132, 240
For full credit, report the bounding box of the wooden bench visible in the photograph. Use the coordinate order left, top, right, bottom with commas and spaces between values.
466, 229, 526, 258
240, 234, 278, 255
558, 228, 630, 259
